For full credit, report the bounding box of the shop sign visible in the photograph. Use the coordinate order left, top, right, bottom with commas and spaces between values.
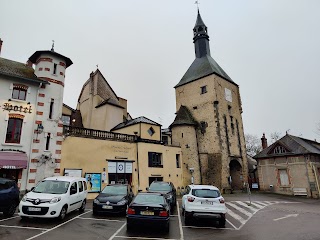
117, 162, 125, 173
2, 165, 17, 169
2, 103, 32, 113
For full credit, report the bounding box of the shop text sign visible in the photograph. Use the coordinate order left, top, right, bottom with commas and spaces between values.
2, 103, 32, 113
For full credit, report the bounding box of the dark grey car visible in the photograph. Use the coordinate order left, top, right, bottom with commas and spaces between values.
148, 181, 176, 211
0, 178, 20, 217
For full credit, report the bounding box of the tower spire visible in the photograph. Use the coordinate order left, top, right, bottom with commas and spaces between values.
51, 40, 55, 52
193, 10, 210, 58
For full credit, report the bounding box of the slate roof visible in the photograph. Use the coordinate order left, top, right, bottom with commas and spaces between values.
29, 50, 73, 68
95, 98, 124, 109
111, 116, 161, 131
0, 57, 48, 84
174, 55, 236, 88
170, 105, 198, 128
254, 134, 320, 159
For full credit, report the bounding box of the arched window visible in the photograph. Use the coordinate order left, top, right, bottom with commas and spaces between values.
5, 114, 24, 143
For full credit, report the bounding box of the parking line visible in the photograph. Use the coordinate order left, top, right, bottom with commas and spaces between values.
176, 201, 184, 240
0, 215, 19, 222
108, 222, 126, 240
78, 217, 125, 222
0, 224, 49, 231
182, 225, 235, 231
25, 210, 92, 240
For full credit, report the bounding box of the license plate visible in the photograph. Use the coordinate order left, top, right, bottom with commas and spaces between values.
102, 205, 113, 209
28, 207, 41, 211
140, 211, 154, 215
201, 201, 214, 205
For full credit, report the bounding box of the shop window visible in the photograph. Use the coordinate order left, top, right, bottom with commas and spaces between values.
12, 85, 27, 101
148, 152, 163, 168
176, 154, 180, 168
5, 116, 24, 143
279, 169, 289, 186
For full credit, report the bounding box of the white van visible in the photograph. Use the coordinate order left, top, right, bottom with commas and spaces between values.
18, 176, 87, 220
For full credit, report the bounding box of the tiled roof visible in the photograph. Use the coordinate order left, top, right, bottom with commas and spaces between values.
111, 116, 160, 131
175, 55, 236, 88
0, 57, 47, 84
254, 134, 320, 159
170, 105, 198, 128
29, 50, 73, 68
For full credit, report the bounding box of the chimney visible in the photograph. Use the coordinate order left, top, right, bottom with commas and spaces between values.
0, 38, 3, 56
261, 133, 268, 149
26, 60, 33, 67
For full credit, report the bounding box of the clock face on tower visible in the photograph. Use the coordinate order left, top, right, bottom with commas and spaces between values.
225, 88, 232, 102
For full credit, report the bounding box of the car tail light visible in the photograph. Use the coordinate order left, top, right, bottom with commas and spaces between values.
219, 198, 225, 204
127, 208, 135, 215
187, 196, 195, 202
159, 211, 169, 217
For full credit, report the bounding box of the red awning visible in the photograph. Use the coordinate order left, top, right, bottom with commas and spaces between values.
0, 152, 28, 169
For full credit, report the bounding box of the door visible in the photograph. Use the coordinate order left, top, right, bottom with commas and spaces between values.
68, 181, 79, 212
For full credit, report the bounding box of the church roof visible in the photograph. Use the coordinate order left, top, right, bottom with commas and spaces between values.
170, 105, 198, 128
254, 134, 320, 159
0, 57, 48, 84
111, 116, 161, 131
175, 55, 236, 88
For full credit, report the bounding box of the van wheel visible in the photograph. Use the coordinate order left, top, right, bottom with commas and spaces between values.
58, 206, 67, 220
4, 203, 17, 217
79, 200, 86, 213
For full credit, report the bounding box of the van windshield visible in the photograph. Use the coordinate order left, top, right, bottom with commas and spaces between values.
33, 180, 70, 194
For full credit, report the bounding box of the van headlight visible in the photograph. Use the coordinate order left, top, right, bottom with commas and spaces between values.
50, 197, 61, 204
21, 195, 27, 202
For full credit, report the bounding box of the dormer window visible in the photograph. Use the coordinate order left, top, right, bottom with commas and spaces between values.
148, 127, 155, 136
12, 84, 28, 101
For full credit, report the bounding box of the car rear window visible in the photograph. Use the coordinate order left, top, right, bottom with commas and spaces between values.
191, 189, 220, 198
149, 182, 171, 192
0, 179, 15, 190
134, 194, 165, 204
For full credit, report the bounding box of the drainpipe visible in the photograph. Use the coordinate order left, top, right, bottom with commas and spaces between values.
26, 82, 42, 192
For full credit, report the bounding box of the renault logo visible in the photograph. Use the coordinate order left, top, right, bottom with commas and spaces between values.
34, 199, 40, 205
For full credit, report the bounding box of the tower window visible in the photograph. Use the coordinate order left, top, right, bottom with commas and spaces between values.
201, 86, 207, 94
46, 133, 51, 150
49, 98, 54, 119
53, 63, 57, 75
176, 154, 180, 168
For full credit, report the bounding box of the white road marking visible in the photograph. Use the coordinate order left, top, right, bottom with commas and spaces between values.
255, 201, 269, 206
227, 209, 245, 224
0, 216, 19, 222
26, 210, 92, 240
251, 202, 267, 207
235, 201, 257, 212
273, 214, 299, 221
226, 202, 252, 217
182, 225, 235, 231
0, 224, 49, 231
226, 219, 238, 230
176, 201, 184, 240
246, 202, 264, 209
264, 201, 275, 204
78, 217, 125, 222
108, 222, 126, 240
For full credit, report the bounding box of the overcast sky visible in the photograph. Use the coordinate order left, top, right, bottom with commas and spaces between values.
1, 0, 320, 141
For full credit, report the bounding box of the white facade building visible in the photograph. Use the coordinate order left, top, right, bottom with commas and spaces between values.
0, 40, 72, 192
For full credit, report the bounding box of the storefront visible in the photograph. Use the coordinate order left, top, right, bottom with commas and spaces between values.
107, 161, 133, 185
0, 151, 28, 187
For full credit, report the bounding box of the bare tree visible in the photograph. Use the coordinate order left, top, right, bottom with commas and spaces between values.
245, 134, 262, 157
269, 131, 281, 144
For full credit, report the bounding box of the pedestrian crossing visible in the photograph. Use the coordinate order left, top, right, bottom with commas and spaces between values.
225, 200, 293, 230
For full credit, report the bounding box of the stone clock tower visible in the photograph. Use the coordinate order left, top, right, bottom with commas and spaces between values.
170, 10, 248, 192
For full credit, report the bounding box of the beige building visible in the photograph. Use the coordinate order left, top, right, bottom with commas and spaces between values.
170, 11, 248, 192
254, 134, 320, 198
61, 70, 183, 198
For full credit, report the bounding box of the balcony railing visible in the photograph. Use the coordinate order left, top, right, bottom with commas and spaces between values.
63, 126, 136, 142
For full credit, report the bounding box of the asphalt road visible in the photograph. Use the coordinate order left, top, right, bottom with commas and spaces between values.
0, 192, 319, 240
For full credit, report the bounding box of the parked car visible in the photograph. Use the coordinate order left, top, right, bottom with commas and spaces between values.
181, 185, 227, 227
0, 178, 20, 217
127, 192, 170, 232
18, 176, 87, 220
93, 184, 134, 215
147, 181, 176, 210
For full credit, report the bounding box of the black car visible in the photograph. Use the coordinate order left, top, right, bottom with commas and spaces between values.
93, 184, 134, 215
126, 192, 170, 232
148, 181, 176, 210
0, 178, 20, 217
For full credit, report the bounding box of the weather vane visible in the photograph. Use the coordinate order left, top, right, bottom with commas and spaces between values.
51, 40, 55, 51
96, 64, 99, 69
195, 0, 200, 10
